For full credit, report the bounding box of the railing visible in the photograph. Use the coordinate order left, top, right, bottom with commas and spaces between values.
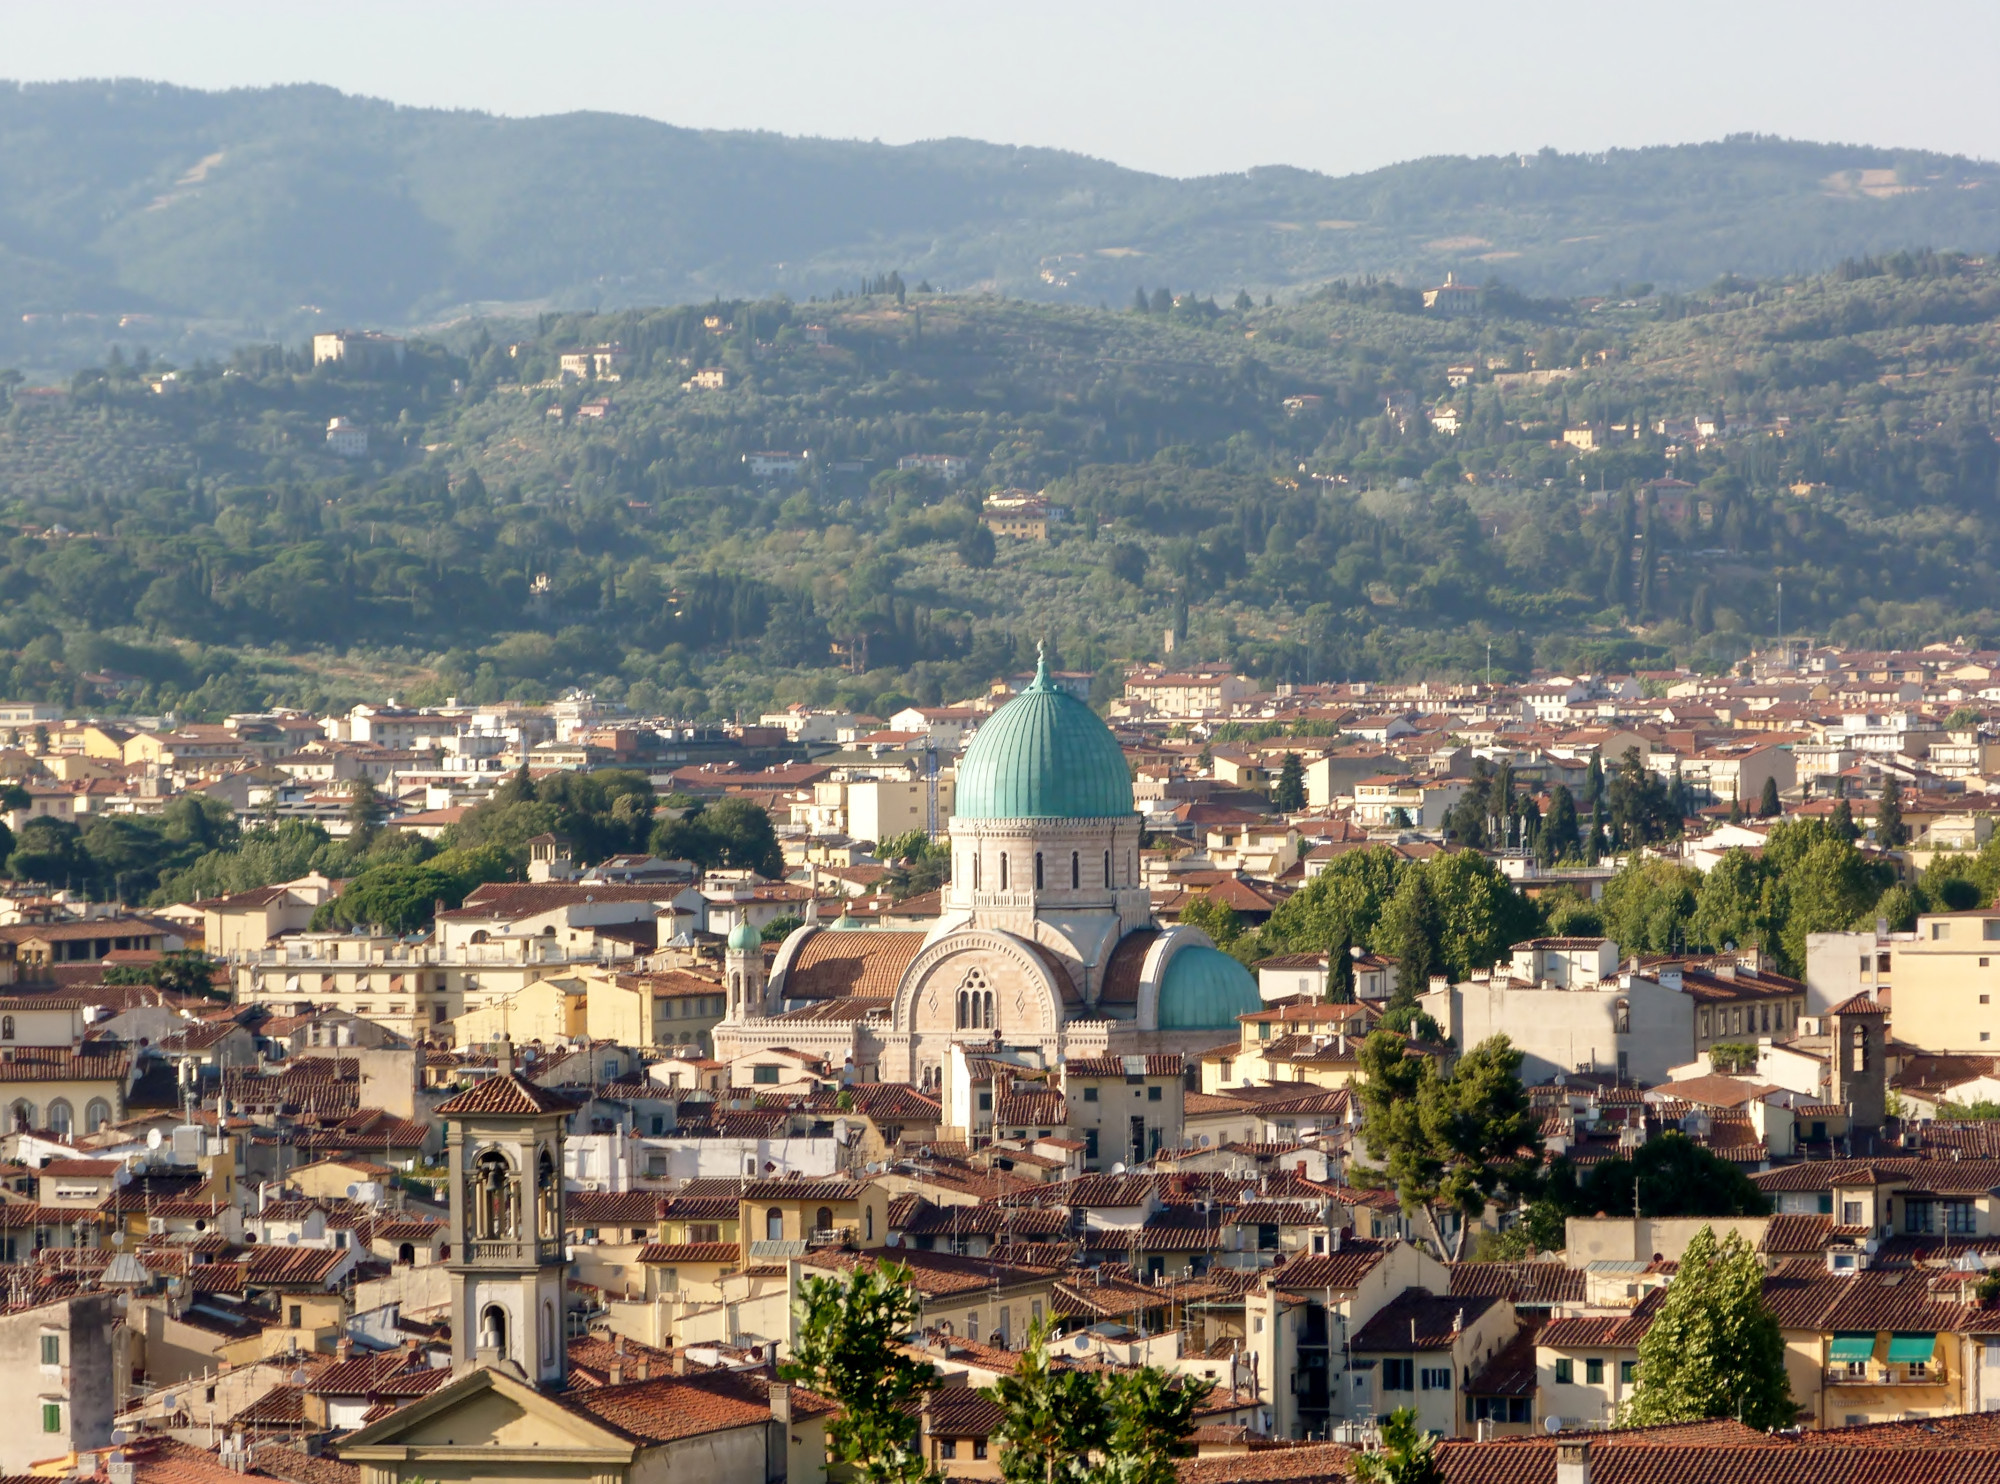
464, 1239, 566, 1264
1824, 1368, 1942, 1387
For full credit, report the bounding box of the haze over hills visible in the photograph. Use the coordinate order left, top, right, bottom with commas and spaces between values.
4, 80, 2000, 374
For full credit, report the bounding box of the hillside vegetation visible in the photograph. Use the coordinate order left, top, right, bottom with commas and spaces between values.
3, 249, 1999, 719
5, 81, 2000, 372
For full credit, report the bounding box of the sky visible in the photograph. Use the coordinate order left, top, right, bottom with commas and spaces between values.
6, 1, 1998, 179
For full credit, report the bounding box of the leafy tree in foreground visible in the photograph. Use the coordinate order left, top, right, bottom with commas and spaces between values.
1352, 1407, 1444, 1484
1355, 1031, 1541, 1260
782, 1261, 940, 1484
1622, 1224, 1794, 1429
995, 1316, 1210, 1484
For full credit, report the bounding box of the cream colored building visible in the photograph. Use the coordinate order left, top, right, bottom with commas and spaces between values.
1839, 907, 2000, 1052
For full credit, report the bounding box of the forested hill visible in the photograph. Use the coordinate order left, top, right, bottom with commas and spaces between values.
5, 80, 2000, 372
4, 251, 2000, 723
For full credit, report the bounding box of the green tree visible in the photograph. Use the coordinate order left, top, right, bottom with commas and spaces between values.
1421, 850, 1538, 980
1373, 866, 1438, 993
1538, 783, 1582, 866
1102, 1367, 1213, 1484
1756, 775, 1781, 818
1688, 848, 1763, 952
1877, 775, 1907, 847
957, 523, 997, 568
1763, 820, 1881, 973
1600, 857, 1700, 955
782, 1261, 941, 1484
1354, 1032, 1541, 1260
1265, 846, 1400, 958
1575, 1132, 1771, 1218
1179, 892, 1242, 947
346, 777, 387, 846
995, 1315, 1112, 1484
1621, 1225, 1794, 1429
1351, 1408, 1444, 1484
1273, 753, 1306, 812
651, 797, 784, 877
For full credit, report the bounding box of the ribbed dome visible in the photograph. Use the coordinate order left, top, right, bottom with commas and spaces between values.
956, 652, 1133, 820
1157, 945, 1263, 1030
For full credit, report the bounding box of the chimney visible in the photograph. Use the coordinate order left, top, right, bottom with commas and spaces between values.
673, 1351, 688, 1375
770, 1381, 793, 1426
634, 1357, 650, 1381
334, 1338, 352, 1361
1555, 1439, 1591, 1484
608, 1362, 624, 1385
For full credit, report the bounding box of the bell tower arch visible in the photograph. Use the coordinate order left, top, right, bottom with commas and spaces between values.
438, 1036, 575, 1384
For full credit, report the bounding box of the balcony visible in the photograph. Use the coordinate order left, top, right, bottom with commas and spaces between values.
460, 1239, 565, 1266
1824, 1368, 1943, 1388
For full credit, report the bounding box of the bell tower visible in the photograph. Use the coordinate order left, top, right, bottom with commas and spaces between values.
437, 1036, 573, 1384
726, 918, 768, 1020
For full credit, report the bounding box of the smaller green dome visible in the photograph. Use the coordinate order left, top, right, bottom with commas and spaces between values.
1157, 945, 1263, 1030
728, 919, 763, 952
830, 910, 866, 931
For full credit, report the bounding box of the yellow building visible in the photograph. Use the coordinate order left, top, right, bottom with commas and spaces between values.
1860, 906, 2000, 1052
580, 965, 727, 1053
1200, 1000, 1380, 1093
453, 976, 589, 1047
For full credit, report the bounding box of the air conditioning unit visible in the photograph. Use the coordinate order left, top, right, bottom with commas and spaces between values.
147, 1217, 167, 1235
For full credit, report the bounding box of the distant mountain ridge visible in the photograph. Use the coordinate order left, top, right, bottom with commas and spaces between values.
2, 80, 1998, 369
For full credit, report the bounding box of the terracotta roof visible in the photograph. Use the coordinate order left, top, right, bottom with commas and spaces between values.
638, 1242, 740, 1264
433, 1072, 581, 1116
1447, 1262, 1586, 1306
0, 1044, 129, 1083
781, 930, 929, 999
568, 1191, 663, 1228
1262, 1240, 1392, 1292
995, 1089, 1067, 1126
1064, 1053, 1186, 1078
559, 1366, 834, 1444
1350, 1287, 1500, 1352
1830, 992, 1888, 1016
1097, 929, 1160, 1005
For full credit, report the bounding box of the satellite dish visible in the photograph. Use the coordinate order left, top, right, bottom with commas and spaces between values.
147, 1128, 163, 1150
1111, 1162, 1127, 1175
1545, 1417, 1564, 1434
346, 1183, 361, 1200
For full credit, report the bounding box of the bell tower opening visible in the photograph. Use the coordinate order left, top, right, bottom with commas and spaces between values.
438, 1037, 573, 1385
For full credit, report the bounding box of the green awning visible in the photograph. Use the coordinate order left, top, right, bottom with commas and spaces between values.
1828, 1333, 1876, 1362
1887, 1333, 1938, 1364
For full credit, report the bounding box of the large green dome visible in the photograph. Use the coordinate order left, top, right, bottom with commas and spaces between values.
955, 653, 1133, 821
1157, 944, 1263, 1030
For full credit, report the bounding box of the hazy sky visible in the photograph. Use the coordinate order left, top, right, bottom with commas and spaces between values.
8, 1, 1998, 178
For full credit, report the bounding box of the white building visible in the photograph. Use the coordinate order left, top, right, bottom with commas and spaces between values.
326, 417, 368, 457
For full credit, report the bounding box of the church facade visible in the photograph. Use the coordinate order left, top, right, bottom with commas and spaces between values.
714, 654, 1262, 1087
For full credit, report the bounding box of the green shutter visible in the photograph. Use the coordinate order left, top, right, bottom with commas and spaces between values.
1828, 1333, 1876, 1362
1887, 1333, 1937, 1364
41, 1403, 60, 1433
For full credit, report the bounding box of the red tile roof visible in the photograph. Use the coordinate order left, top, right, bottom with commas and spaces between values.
433, 1072, 581, 1116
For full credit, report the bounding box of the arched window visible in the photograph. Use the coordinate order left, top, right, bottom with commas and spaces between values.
480, 1304, 508, 1358
537, 1147, 559, 1242
8, 1099, 33, 1131
0, 1015, 12, 1041
46, 1099, 72, 1137
957, 990, 969, 1029
1773, 1005, 1786, 1033
972, 852, 981, 890
1034, 852, 1044, 889
766, 1207, 785, 1241
1614, 999, 1631, 1034
1105, 850, 1111, 887
1000, 853, 1009, 890
471, 1148, 517, 1240
1071, 852, 1080, 889
866, 1204, 875, 1241
398, 1241, 415, 1264
815, 1206, 834, 1236
543, 1301, 557, 1366
1851, 1024, 1869, 1073
470, 930, 490, 945
85, 1099, 111, 1133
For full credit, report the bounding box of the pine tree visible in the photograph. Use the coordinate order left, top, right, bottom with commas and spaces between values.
1757, 775, 1781, 818
1621, 1225, 1795, 1429
1878, 776, 1907, 847
1132, 286, 1150, 314
1830, 797, 1858, 843
1377, 868, 1439, 993
1274, 753, 1306, 812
